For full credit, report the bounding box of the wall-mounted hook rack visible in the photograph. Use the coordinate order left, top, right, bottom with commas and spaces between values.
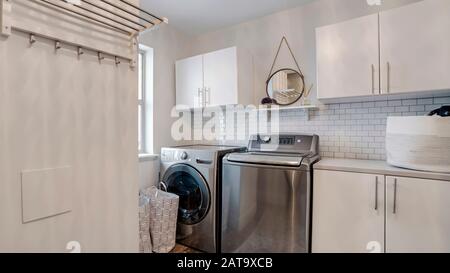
1, 0, 167, 69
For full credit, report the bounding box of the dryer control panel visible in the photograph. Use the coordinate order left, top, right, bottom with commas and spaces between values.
161, 150, 190, 162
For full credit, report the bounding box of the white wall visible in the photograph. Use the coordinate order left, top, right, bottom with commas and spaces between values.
0, 2, 139, 252
138, 25, 190, 190
139, 157, 160, 190
136, 0, 425, 186
183, 0, 423, 107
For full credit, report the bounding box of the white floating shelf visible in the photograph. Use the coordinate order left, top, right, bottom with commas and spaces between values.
255, 105, 318, 120
175, 104, 319, 120
255, 105, 318, 111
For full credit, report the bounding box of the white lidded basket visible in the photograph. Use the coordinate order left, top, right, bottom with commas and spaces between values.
142, 186, 179, 253
386, 116, 450, 173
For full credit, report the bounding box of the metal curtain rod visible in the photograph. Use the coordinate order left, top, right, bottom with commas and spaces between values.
100, 0, 155, 25
119, 0, 164, 22
80, 0, 147, 29
40, 0, 132, 35
63, 0, 140, 32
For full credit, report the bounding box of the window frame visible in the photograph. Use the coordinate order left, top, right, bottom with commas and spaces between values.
138, 50, 146, 154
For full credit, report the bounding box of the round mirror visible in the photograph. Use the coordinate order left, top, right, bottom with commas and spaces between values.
266, 68, 305, 106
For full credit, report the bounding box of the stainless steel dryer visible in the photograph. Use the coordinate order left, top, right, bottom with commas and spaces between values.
221, 134, 320, 253
160, 145, 245, 253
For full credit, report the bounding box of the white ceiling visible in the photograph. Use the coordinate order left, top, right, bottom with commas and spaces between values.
141, 0, 316, 36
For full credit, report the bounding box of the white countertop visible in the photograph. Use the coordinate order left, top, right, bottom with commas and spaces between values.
314, 158, 450, 182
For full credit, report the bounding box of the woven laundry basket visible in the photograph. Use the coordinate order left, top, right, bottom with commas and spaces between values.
138, 193, 152, 253
142, 187, 179, 253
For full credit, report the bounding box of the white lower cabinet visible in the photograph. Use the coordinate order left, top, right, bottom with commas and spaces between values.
313, 170, 450, 253
386, 176, 450, 253
312, 170, 384, 253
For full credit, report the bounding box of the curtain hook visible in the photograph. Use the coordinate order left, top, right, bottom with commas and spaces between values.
29, 34, 36, 46
130, 59, 136, 69
55, 41, 62, 51
98, 52, 105, 63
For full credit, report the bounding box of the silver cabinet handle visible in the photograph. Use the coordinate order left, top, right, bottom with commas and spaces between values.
198, 88, 203, 107
374, 176, 379, 211
393, 178, 398, 214
208, 88, 211, 105
205, 87, 211, 106
387, 62, 391, 94
203, 87, 207, 107
371, 64, 375, 95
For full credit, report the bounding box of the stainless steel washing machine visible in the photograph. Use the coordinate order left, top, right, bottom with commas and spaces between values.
160, 145, 245, 253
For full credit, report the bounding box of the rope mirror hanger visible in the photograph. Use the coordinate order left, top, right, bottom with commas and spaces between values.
264, 36, 306, 106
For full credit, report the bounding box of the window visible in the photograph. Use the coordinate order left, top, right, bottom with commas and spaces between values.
138, 45, 154, 154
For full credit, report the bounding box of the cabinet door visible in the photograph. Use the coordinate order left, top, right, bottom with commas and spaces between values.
316, 14, 380, 99
203, 47, 238, 107
312, 170, 384, 253
176, 55, 204, 109
380, 0, 450, 94
386, 176, 450, 253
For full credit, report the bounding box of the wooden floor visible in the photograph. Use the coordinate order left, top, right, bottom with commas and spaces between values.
170, 243, 203, 253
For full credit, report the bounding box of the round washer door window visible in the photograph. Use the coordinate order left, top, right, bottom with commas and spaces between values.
162, 164, 210, 225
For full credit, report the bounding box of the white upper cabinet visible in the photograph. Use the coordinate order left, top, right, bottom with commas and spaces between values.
176, 47, 253, 109
380, 0, 450, 94
316, 0, 450, 101
203, 47, 238, 107
176, 55, 204, 109
316, 14, 380, 99
386, 176, 450, 253
312, 170, 384, 253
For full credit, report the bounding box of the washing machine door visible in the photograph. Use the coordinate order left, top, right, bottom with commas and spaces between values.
162, 164, 210, 225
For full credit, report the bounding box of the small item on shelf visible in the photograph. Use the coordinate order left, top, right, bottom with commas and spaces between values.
261, 97, 277, 105
428, 106, 450, 117
302, 84, 314, 106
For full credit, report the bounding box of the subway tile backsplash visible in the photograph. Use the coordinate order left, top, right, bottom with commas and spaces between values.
193, 96, 450, 160
275, 96, 449, 160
